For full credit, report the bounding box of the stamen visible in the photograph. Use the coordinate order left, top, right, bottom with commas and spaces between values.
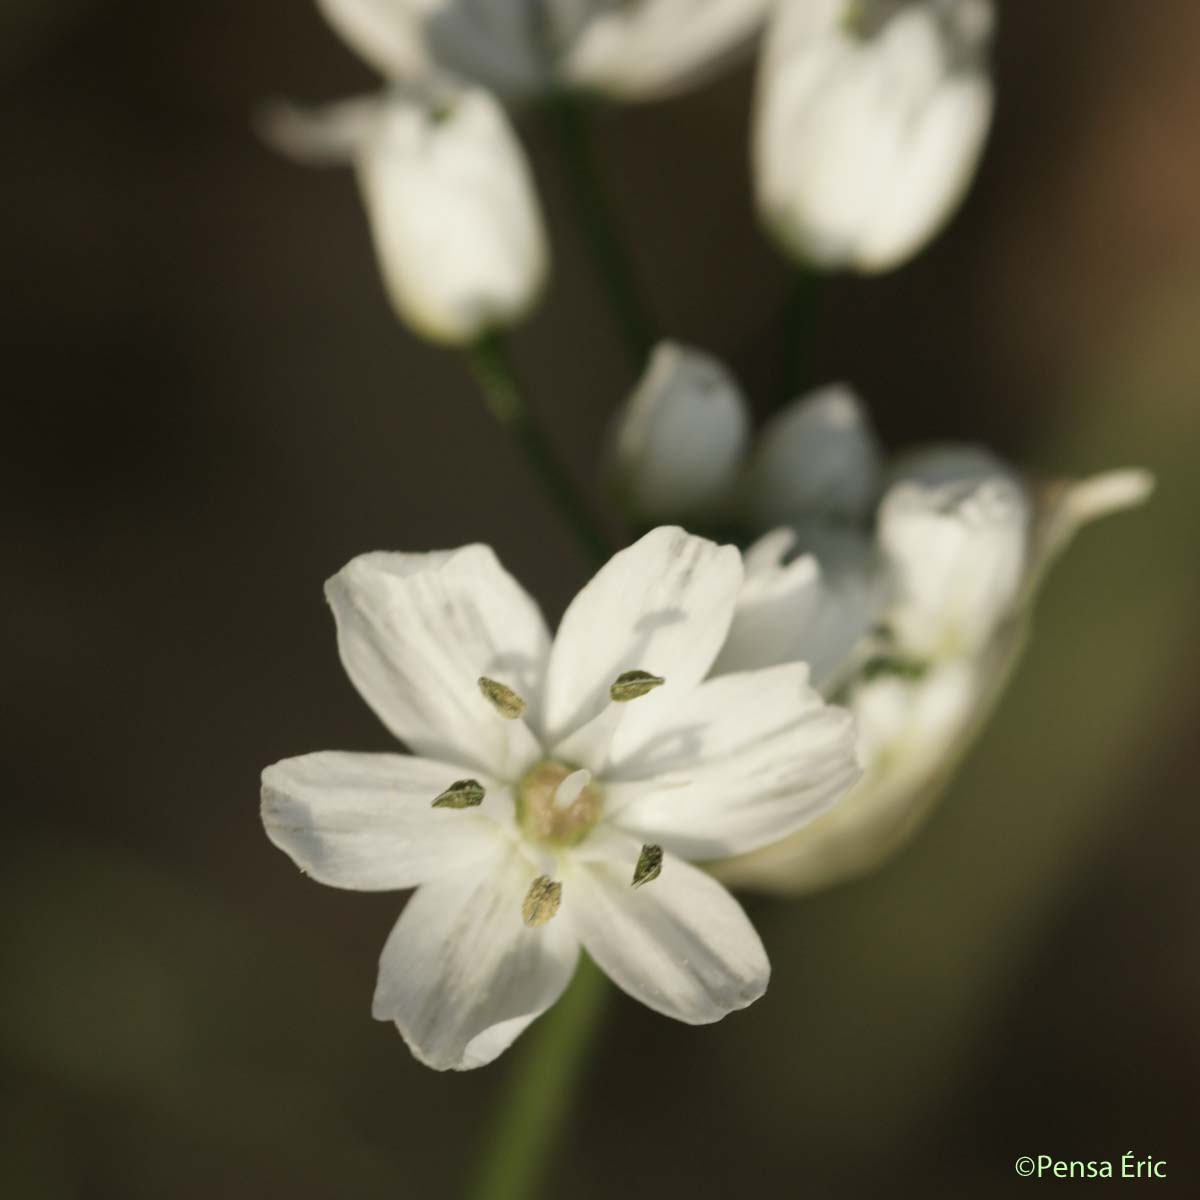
478, 676, 527, 719
610, 670, 665, 702
631, 844, 663, 888
522, 875, 563, 927
431, 779, 485, 809
552, 768, 591, 811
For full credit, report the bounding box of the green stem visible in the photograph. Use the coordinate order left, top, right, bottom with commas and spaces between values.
783, 265, 824, 403
465, 334, 610, 566
545, 91, 655, 370
467, 957, 609, 1200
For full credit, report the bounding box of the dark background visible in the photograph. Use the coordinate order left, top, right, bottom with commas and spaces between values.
4, 2, 1199, 1196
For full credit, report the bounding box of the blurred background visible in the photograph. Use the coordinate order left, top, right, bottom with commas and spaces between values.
4, 1, 1199, 1195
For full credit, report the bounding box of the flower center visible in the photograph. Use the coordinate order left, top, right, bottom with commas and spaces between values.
516, 759, 603, 847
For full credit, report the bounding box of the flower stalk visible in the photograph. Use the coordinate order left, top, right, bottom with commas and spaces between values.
467, 956, 608, 1200
465, 334, 611, 565
545, 91, 655, 370
783, 265, 825, 402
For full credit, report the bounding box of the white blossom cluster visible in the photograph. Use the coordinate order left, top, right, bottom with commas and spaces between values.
257, 2, 1151, 1072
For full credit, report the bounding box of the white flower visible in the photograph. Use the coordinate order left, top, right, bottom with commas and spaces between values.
607, 342, 750, 521
261, 527, 860, 1070
265, 87, 548, 344
317, 0, 773, 101
754, 0, 994, 272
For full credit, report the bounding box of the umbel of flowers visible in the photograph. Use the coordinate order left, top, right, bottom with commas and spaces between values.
609, 342, 1154, 893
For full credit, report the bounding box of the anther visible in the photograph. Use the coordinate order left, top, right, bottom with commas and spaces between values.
522, 875, 563, 927
432, 779, 485, 809
610, 670, 665, 703
631, 844, 663, 888
478, 676, 526, 719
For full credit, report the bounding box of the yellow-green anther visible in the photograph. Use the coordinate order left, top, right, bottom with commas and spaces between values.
478, 676, 526, 719
610, 670, 665, 703
631, 844, 663, 888
432, 779, 485, 809
522, 875, 563, 927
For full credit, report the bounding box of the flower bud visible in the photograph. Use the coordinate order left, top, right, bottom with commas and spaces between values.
754, 0, 994, 273
608, 342, 750, 521
355, 89, 548, 344
878, 473, 1028, 660
742, 383, 882, 529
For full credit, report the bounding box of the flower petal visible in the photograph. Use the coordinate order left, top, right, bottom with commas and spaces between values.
712, 527, 883, 690
316, 0, 431, 82
565, 0, 772, 100
566, 832, 768, 1024
257, 93, 383, 166
1030, 468, 1155, 582
326, 546, 549, 777
261, 752, 508, 890
855, 74, 993, 273
604, 664, 861, 859
373, 843, 579, 1070
542, 527, 743, 747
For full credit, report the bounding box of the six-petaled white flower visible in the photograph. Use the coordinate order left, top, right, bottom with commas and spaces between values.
262, 527, 860, 1069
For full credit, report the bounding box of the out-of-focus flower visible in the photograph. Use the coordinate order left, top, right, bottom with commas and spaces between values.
754, 0, 995, 272
317, 0, 773, 102
719, 658, 986, 893
262, 528, 860, 1069
607, 342, 750, 521
605, 342, 1153, 894
264, 87, 548, 344
716, 468, 1155, 893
